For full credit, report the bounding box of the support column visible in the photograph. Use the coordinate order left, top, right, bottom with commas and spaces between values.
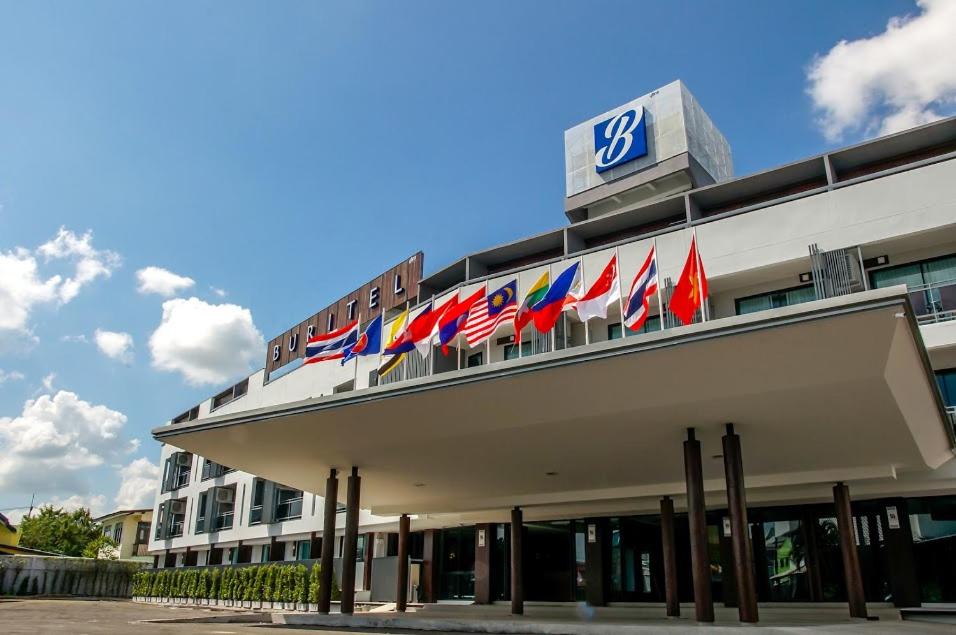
341, 467, 361, 615
833, 482, 867, 619
421, 529, 438, 604
510, 506, 524, 616
660, 497, 680, 617
474, 523, 492, 604
363, 533, 374, 590
317, 468, 338, 614
882, 499, 920, 607
584, 517, 610, 607
683, 428, 714, 622
396, 514, 410, 612
722, 423, 758, 623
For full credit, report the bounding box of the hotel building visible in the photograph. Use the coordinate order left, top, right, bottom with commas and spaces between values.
149, 81, 956, 621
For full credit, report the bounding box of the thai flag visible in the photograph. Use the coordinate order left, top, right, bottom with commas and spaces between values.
304, 319, 359, 364
624, 246, 658, 332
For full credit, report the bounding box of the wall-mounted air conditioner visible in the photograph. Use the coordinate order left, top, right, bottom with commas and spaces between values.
215, 488, 235, 504
169, 500, 186, 514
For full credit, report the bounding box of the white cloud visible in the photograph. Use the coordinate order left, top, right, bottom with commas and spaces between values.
149, 297, 264, 385
136, 266, 195, 297
60, 334, 88, 343
41, 372, 56, 392
807, 0, 956, 141
211, 286, 227, 298
0, 390, 138, 497
114, 458, 161, 509
0, 228, 120, 337
94, 329, 134, 364
6, 494, 108, 524
0, 369, 25, 384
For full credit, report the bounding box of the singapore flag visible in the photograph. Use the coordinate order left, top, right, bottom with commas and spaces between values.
572, 254, 620, 323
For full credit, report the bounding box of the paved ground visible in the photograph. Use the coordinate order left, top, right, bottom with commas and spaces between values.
0, 598, 953, 634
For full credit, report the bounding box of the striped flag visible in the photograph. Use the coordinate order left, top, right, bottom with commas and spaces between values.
304, 319, 359, 364
378, 307, 410, 377
463, 280, 518, 347
624, 246, 658, 332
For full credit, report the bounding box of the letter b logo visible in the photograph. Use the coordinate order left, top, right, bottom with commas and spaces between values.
594, 107, 648, 173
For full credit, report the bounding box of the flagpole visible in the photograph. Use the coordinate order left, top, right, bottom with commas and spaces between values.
692, 227, 707, 323
517, 276, 524, 360
614, 247, 625, 338
654, 237, 665, 331
353, 313, 362, 388
581, 259, 590, 347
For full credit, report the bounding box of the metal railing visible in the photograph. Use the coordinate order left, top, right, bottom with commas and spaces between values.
212, 511, 234, 531
174, 468, 190, 489
249, 504, 263, 525
908, 279, 956, 324
168, 519, 184, 538
274, 497, 303, 521
195, 515, 205, 533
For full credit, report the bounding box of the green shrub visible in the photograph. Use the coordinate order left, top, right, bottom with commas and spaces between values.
198, 570, 209, 599
308, 564, 320, 603
210, 568, 221, 599
253, 566, 265, 602
294, 564, 307, 603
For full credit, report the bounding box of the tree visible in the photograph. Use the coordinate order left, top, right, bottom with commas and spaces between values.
81, 533, 119, 559
18, 506, 103, 557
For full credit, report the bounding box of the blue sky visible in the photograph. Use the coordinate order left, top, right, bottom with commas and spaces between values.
1, 0, 950, 519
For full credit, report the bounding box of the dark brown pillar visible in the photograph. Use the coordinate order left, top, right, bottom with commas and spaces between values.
421, 529, 438, 603
584, 518, 610, 607
396, 514, 410, 611
510, 507, 523, 616
317, 468, 338, 614
660, 497, 680, 617
340, 467, 361, 614
882, 499, 920, 607
474, 523, 493, 604
833, 482, 867, 619
363, 533, 374, 590
684, 428, 714, 622
723, 424, 758, 623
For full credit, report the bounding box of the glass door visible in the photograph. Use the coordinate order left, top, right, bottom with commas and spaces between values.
439, 526, 475, 600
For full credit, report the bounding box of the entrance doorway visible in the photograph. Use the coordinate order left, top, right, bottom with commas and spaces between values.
438, 526, 475, 600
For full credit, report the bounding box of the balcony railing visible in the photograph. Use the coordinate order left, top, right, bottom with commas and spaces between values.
212, 511, 234, 531
274, 497, 303, 521
908, 279, 956, 325
249, 504, 263, 525
174, 469, 190, 489
168, 519, 184, 538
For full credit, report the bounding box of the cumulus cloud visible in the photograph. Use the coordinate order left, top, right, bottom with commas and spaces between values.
41, 373, 56, 392
114, 457, 161, 509
136, 266, 195, 297
149, 297, 264, 385
0, 228, 119, 338
0, 390, 138, 497
6, 494, 108, 524
807, 0, 956, 141
0, 369, 25, 384
94, 329, 134, 364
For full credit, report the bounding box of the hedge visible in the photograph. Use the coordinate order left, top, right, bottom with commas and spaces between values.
132, 563, 339, 604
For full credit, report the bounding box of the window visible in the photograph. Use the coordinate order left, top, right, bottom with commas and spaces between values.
155, 504, 165, 539
113, 523, 123, 544
467, 352, 483, 367
356, 534, 367, 562
250, 479, 265, 525
102, 525, 112, 538
735, 285, 815, 316
195, 491, 208, 533
135, 522, 150, 545
274, 486, 303, 521
171, 405, 199, 424
202, 459, 233, 480
213, 486, 236, 530
503, 341, 532, 360
871, 255, 956, 323
608, 315, 662, 340
936, 369, 956, 408
211, 378, 249, 410
296, 540, 311, 560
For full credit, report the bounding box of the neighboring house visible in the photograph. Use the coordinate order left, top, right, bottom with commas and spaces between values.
95, 508, 153, 561
0, 512, 22, 550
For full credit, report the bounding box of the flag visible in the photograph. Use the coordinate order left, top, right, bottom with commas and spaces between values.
383, 296, 457, 359
304, 319, 359, 364
514, 272, 549, 334
623, 246, 658, 332
464, 280, 518, 347
422, 295, 459, 357
531, 261, 582, 333
438, 286, 485, 354
669, 236, 708, 326
572, 254, 620, 323
341, 314, 383, 365
378, 307, 410, 377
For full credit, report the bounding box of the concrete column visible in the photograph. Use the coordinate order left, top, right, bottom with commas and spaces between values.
421, 529, 439, 603
722, 424, 758, 623
584, 517, 610, 607
474, 523, 493, 604
317, 468, 338, 614
340, 467, 361, 615
660, 497, 680, 617
833, 482, 867, 619
396, 514, 410, 612
683, 428, 714, 622
510, 507, 524, 616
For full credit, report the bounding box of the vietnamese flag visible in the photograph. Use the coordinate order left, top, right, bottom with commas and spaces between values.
669, 236, 708, 326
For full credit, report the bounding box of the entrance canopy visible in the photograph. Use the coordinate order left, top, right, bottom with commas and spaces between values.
154, 288, 953, 517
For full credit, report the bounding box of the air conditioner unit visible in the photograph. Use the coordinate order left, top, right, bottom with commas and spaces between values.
175, 453, 192, 466
169, 500, 186, 514
215, 488, 235, 504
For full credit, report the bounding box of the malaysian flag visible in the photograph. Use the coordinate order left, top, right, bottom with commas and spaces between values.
623, 246, 658, 332
463, 280, 518, 347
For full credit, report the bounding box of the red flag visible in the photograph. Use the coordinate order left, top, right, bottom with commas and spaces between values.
669, 236, 708, 326
437, 286, 485, 355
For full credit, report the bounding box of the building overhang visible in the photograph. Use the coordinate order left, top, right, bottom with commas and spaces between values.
154, 287, 954, 518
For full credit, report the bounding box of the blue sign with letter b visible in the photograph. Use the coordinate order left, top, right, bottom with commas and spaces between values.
594, 107, 647, 173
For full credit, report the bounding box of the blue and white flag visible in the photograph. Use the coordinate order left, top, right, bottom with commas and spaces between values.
624, 246, 658, 332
